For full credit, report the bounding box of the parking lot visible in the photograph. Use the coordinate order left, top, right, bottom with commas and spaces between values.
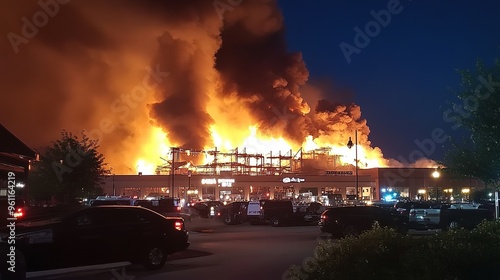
26, 217, 327, 280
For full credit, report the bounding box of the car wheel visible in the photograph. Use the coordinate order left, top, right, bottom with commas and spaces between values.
142, 246, 167, 270
223, 214, 233, 225
448, 221, 459, 230
270, 217, 281, 227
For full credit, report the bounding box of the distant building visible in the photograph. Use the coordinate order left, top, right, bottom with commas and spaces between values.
101, 167, 484, 205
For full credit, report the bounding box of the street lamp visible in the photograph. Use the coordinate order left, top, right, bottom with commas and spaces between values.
187, 170, 192, 201
170, 147, 178, 198
347, 130, 359, 200
432, 169, 440, 202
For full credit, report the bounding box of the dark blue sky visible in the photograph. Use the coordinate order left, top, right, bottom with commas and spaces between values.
277, 0, 500, 162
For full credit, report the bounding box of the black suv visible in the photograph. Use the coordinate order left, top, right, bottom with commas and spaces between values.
90, 197, 185, 218
217, 201, 249, 225
189, 201, 223, 218
134, 198, 183, 217
0, 205, 190, 273
258, 200, 308, 227
319, 206, 408, 238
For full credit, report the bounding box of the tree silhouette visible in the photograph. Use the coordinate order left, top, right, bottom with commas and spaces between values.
28, 130, 110, 204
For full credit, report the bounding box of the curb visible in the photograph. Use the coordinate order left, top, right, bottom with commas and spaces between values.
26, 262, 131, 279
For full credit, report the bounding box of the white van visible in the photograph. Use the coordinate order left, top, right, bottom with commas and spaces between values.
246, 201, 262, 224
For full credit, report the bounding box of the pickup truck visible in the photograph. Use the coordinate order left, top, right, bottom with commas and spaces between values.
409, 203, 494, 231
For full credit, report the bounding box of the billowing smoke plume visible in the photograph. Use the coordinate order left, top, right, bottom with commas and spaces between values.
0, 0, 406, 174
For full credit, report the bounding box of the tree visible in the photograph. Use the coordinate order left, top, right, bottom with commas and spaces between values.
28, 130, 110, 204
442, 58, 500, 192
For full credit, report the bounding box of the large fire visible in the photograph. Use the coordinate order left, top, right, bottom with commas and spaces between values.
1, 0, 435, 174
135, 123, 390, 175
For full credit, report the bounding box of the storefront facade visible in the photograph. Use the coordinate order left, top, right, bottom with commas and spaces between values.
101, 168, 485, 205
102, 173, 375, 206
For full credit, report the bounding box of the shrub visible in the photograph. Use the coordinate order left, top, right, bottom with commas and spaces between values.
285, 221, 500, 280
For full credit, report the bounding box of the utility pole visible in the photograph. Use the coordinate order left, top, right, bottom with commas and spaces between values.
170, 147, 177, 197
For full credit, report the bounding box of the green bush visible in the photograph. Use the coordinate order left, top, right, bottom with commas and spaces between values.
285, 221, 500, 280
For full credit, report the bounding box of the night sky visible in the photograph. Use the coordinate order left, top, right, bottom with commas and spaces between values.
277, 0, 500, 162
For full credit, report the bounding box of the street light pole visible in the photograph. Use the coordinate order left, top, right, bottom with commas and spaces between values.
347, 130, 359, 200
170, 147, 177, 198
187, 170, 192, 202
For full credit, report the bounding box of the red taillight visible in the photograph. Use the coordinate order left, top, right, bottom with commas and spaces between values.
13, 208, 24, 218
174, 221, 183, 231
176, 206, 181, 211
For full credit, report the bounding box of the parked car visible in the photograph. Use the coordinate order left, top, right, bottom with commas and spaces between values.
0, 196, 26, 227
319, 206, 408, 238
189, 201, 223, 218
409, 206, 494, 231
90, 196, 188, 220
216, 201, 249, 225
393, 201, 434, 222
477, 201, 499, 218
258, 200, 313, 227
132, 198, 183, 217
0, 205, 190, 272
369, 200, 397, 210
89, 197, 132, 206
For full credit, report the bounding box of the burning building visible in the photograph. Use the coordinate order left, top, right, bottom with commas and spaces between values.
1, 0, 406, 176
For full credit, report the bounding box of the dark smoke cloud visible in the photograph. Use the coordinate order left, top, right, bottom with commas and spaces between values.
0, 0, 375, 173
0, 0, 224, 172
149, 33, 215, 149
214, 0, 313, 143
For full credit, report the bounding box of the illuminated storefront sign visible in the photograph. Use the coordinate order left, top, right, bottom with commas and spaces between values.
219, 179, 235, 187
282, 177, 305, 183
201, 178, 235, 187
325, 171, 353, 175
201, 178, 217, 185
